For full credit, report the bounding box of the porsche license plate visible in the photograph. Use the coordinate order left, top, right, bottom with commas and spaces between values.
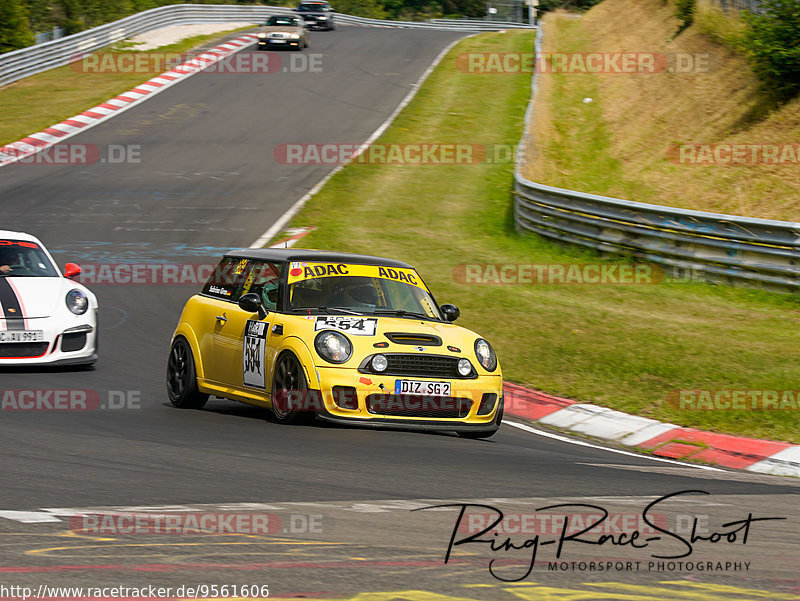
0, 330, 43, 343
394, 380, 451, 397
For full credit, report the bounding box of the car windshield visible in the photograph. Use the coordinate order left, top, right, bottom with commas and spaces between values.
298, 3, 328, 11
0, 239, 58, 278
287, 263, 442, 320
266, 17, 298, 26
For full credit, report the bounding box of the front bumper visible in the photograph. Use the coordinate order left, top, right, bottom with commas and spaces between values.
315, 405, 502, 433
301, 16, 330, 27
257, 38, 303, 48
0, 313, 98, 366
303, 365, 503, 430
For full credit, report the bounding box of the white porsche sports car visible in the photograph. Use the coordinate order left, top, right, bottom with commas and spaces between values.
0, 230, 98, 366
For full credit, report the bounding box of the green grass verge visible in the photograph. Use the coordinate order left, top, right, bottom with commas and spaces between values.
279, 29, 800, 444
0, 25, 255, 147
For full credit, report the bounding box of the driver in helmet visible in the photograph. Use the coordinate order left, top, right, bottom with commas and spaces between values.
330, 277, 379, 309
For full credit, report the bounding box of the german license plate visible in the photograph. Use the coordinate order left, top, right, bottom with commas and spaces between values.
0, 330, 43, 343
395, 380, 451, 397
270, 39, 287, 43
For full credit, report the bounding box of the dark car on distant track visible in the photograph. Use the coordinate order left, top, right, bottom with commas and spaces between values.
295, 1, 336, 31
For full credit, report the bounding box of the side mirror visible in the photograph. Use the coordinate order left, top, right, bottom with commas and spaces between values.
440, 304, 460, 322
239, 293, 268, 319
64, 263, 82, 278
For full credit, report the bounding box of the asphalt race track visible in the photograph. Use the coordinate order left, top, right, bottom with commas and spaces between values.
0, 26, 798, 600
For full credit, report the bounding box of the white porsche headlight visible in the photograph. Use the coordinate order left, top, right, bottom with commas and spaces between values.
66, 289, 88, 315
289, 33, 301, 39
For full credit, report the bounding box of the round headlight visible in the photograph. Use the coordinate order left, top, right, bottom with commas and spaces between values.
371, 354, 388, 372
457, 358, 473, 376
314, 330, 352, 364
66, 289, 88, 315
474, 338, 497, 372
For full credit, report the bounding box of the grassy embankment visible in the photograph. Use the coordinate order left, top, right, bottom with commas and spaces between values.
279, 28, 800, 444
524, 0, 800, 222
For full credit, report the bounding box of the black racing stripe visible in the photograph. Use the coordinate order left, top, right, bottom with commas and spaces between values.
0, 278, 25, 330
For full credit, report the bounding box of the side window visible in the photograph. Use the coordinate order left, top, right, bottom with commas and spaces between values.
241, 261, 283, 311
202, 257, 250, 302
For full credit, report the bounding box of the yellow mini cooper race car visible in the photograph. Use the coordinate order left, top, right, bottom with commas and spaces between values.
167, 249, 503, 438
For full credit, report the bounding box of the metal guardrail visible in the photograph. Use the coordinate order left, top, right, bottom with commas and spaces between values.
427, 18, 534, 28
0, 4, 526, 89
514, 29, 800, 291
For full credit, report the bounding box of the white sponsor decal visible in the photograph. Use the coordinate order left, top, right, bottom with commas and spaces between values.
243, 320, 268, 389
315, 316, 377, 336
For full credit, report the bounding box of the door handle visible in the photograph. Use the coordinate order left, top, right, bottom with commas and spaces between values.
216, 313, 228, 323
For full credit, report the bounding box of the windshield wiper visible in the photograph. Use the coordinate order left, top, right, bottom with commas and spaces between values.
372, 309, 433, 320
316, 306, 362, 315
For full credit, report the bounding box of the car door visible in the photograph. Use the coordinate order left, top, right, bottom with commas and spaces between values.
216, 260, 283, 398
193, 257, 250, 386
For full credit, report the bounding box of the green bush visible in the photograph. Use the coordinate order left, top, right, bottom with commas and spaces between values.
674, 0, 695, 32
742, 0, 800, 100
0, 0, 35, 51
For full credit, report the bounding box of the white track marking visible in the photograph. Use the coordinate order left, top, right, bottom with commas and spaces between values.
503, 420, 722, 471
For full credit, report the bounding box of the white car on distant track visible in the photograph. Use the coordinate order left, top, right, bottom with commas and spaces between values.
0, 230, 98, 366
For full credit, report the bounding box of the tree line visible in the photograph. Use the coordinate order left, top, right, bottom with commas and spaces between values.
0, 0, 489, 53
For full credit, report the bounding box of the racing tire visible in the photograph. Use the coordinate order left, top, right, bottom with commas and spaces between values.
167, 337, 208, 409
271, 352, 314, 425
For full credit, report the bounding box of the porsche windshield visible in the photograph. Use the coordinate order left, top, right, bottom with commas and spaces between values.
298, 4, 328, 11
287, 265, 441, 320
0, 240, 58, 278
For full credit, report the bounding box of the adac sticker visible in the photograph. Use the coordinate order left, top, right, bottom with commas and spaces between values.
287, 262, 428, 291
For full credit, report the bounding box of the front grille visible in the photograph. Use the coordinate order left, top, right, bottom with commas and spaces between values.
0, 342, 48, 358
270, 33, 289, 39
61, 332, 87, 352
366, 394, 471, 418
360, 353, 470, 378
477, 393, 498, 415
332, 386, 358, 410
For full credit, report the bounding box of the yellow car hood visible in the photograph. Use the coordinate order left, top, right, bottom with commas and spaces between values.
282, 313, 493, 370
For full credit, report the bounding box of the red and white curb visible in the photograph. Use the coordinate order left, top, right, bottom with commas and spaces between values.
503, 381, 800, 477
0, 34, 258, 168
